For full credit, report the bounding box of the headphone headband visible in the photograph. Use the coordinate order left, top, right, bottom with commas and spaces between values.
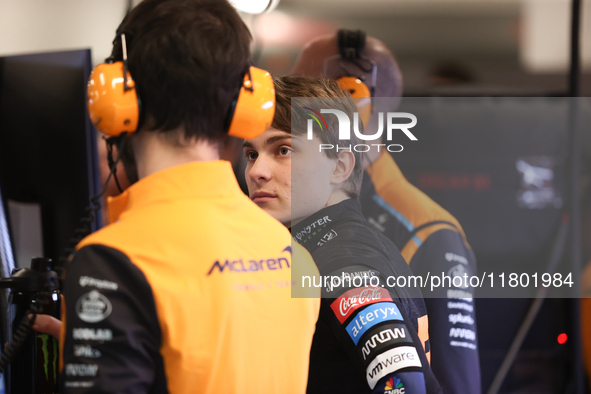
328, 29, 375, 127
337, 29, 367, 60
87, 34, 275, 139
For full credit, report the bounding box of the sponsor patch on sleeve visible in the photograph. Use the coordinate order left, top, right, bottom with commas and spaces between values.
345, 302, 403, 345
322, 265, 382, 297
73, 345, 102, 359
76, 291, 112, 323
366, 346, 422, 389
72, 328, 112, 341
79, 276, 118, 291
64, 381, 94, 388
65, 364, 99, 377
357, 323, 413, 365
331, 286, 393, 323
378, 371, 426, 394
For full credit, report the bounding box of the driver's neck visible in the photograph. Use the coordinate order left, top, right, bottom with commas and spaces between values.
287, 189, 350, 229
133, 128, 221, 179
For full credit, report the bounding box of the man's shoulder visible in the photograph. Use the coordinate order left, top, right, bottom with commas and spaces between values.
411, 227, 477, 271
76, 222, 125, 252
239, 197, 294, 231
312, 224, 412, 279
80, 195, 292, 250
361, 153, 470, 246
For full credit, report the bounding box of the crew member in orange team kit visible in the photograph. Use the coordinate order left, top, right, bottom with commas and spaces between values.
244, 75, 442, 393
56, 0, 320, 392
292, 30, 481, 394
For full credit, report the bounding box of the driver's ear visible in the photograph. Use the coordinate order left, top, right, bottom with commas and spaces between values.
330, 149, 355, 187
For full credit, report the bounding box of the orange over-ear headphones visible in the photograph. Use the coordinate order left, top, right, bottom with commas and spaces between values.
323, 29, 377, 127
87, 34, 275, 140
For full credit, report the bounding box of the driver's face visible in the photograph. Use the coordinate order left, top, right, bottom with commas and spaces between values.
244, 128, 293, 226
244, 127, 335, 227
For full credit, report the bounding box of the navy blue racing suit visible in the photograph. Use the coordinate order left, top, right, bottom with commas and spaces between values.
361, 151, 480, 394
292, 198, 442, 394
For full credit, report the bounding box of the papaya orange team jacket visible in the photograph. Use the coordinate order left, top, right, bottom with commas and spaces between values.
59, 161, 320, 393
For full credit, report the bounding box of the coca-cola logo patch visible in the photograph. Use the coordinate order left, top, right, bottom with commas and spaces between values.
330, 286, 392, 323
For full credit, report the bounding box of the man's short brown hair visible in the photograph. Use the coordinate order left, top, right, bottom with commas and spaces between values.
271, 76, 363, 198
113, 0, 251, 144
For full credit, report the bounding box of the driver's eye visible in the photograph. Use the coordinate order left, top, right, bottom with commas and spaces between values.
246, 151, 258, 160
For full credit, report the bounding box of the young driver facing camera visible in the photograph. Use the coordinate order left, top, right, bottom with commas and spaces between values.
244, 76, 442, 394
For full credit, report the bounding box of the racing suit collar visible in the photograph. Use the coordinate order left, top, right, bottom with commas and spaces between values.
291, 198, 363, 254
107, 160, 242, 223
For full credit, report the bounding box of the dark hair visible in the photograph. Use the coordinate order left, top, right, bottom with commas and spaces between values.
111, 0, 251, 145
271, 75, 363, 198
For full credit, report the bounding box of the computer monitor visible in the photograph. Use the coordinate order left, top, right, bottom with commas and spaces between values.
0, 49, 101, 269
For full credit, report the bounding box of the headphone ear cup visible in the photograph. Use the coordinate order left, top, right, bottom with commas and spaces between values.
337, 76, 372, 128
227, 67, 275, 140
87, 61, 139, 137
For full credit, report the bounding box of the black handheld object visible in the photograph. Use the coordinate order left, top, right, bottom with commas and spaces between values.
0, 135, 125, 393
0, 258, 60, 394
